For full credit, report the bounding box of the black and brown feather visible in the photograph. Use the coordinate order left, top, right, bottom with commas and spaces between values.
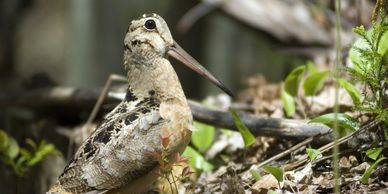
57, 90, 164, 193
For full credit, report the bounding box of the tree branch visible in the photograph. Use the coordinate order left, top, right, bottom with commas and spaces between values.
0, 87, 331, 139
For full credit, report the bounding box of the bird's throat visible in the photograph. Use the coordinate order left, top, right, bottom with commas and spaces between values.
125, 57, 187, 104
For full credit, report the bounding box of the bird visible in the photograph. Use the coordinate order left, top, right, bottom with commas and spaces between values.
48, 13, 233, 194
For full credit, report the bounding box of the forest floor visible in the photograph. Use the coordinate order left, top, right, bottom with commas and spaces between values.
173, 75, 388, 194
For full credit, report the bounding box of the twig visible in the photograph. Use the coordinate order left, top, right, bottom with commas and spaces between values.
283, 120, 380, 171
250, 132, 329, 171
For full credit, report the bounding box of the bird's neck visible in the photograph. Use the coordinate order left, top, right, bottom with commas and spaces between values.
124, 57, 187, 104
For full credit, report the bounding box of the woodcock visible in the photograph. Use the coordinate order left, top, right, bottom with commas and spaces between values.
48, 13, 232, 194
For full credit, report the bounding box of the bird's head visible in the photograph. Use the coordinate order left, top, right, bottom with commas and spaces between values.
124, 13, 234, 97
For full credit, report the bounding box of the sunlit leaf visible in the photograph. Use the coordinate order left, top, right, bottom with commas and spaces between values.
365, 147, 383, 161
0, 130, 9, 151
337, 78, 362, 106
19, 148, 32, 160
281, 90, 295, 117
284, 66, 306, 96
28, 143, 57, 166
230, 109, 256, 147
26, 138, 37, 151
220, 128, 235, 138
303, 71, 329, 96
377, 27, 388, 56
6, 138, 19, 160
309, 113, 360, 132
192, 122, 215, 153
306, 61, 318, 74
250, 170, 261, 181
349, 37, 371, 73
182, 146, 213, 172
306, 148, 320, 161
361, 157, 386, 184
263, 165, 283, 182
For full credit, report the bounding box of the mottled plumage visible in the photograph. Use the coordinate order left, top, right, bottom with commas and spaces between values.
49, 13, 231, 194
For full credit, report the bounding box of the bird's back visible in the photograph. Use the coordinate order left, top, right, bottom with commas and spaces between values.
50, 93, 171, 193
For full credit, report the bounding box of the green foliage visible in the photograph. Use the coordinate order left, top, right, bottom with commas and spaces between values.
306, 147, 321, 161
284, 66, 306, 96
230, 109, 256, 147
348, 8, 387, 123
310, 113, 360, 133
263, 165, 283, 182
0, 130, 59, 177
361, 156, 386, 184
365, 147, 383, 161
250, 169, 261, 181
281, 90, 295, 117
306, 61, 318, 74
155, 133, 194, 194
191, 121, 215, 153
182, 146, 214, 172
303, 71, 330, 96
281, 62, 330, 117
336, 78, 362, 106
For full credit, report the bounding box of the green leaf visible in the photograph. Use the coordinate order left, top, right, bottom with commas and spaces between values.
263, 165, 283, 182
19, 148, 32, 160
230, 109, 256, 147
365, 147, 383, 161
309, 113, 360, 132
250, 170, 261, 181
182, 146, 213, 172
337, 78, 362, 106
281, 90, 295, 117
377, 28, 388, 56
306, 61, 318, 74
191, 122, 215, 153
0, 130, 9, 151
26, 138, 37, 151
284, 66, 306, 96
220, 129, 235, 138
306, 148, 320, 161
349, 38, 372, 73
303, 71, 329, 96
28, 143, 57, 166
6, 138, 19, 160
361, 157, 386, 184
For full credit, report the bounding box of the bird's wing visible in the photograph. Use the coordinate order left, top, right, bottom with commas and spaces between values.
57, 95, 165, 193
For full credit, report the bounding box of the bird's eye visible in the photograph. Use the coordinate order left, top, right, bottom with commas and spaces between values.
144, 19, 156, 30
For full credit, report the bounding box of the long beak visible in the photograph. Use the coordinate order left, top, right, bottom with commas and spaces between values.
167, 41, 234, 97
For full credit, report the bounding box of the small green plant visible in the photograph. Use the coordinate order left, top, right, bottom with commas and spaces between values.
348, 7, 388, 123
0, 130, 58, 177
346, 5, 388, 185
306, 147, 321, 161
182, 146, 214, 172
263, 165, 283, 188
310, 113, 360, 136
250, 169, 262, 181
152, 133, 194, 194
191, 121, 215, 153
282, 62, 330, 117
182, 121, 215, 173
230, 109, 256, 147
360, 156, 386, 184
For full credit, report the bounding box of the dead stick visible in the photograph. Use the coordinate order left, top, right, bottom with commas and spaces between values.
283, 120, 380, 171
0, 86, 331, 139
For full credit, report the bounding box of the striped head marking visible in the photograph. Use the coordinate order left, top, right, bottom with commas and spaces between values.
124, 13, 173, 59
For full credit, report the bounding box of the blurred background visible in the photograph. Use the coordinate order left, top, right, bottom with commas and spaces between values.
0, 0, 375, 193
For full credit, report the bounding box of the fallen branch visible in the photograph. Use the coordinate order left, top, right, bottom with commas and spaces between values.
0, 86, 331, 139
